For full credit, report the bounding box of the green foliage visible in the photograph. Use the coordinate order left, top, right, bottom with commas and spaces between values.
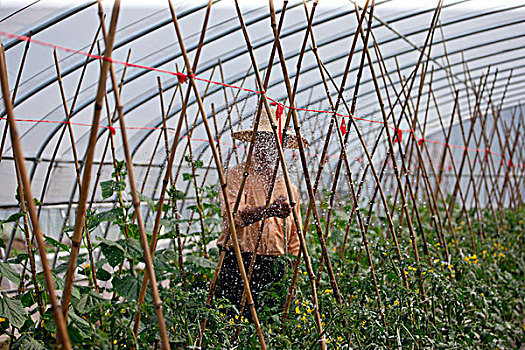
1, 161, 523, 349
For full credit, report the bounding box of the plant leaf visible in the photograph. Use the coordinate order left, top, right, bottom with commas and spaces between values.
0, 292, 28, 329
113, 275, 143, 302
2, 212, 25, 224
97, 238, 124, 268
187, 256, 216, 269
43, 234, 70, 252
12, 336, 45, 350
75, 290, 105, 313
0, 261, 20, 284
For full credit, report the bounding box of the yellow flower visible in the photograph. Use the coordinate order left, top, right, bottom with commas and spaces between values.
295, 299, 299, 305
393, 300, 399, 306
362, 320, 367, 327
303, 271, 307, 275
301, 315, 306, 322
295, 306, 301, 314
306, 307, 313, 314
0, 317, 5, 322
325, 289, 332, 294
322, 314, 325, 319
337, 336, 344, 342
113, 340, 117, 345
229, 318, 235, 325
326, 338, 332, 344
269, 329, 272, 334
480, 293, 484, 297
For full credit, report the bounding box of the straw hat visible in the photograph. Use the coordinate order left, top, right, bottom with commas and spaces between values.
231, 107, 309, 149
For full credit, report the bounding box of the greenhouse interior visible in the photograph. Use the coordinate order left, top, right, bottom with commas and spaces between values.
0, 0, 524, 348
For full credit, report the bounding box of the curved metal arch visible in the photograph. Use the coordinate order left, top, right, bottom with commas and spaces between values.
19, 0, 306, 215
11, 1, 220, 162
129, 19, 525, 162
21, 0, 318, 168
182, 89, 525, 203
23, 0, 497, 166
121, 2, 525, 159
3, 1, 97, 51
188, 51, 525, 165
6, 0, 520, 209
26, 0, 472, 162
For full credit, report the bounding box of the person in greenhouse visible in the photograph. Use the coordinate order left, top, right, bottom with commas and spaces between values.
216, 106, 307, 321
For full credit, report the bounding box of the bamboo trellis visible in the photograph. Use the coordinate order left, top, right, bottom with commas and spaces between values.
0, 1, 524, 349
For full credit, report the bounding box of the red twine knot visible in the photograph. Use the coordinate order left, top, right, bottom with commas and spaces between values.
393, 129, 402, 143
340, 117, 347, 136
176, 72, 188, 84
275, 104, 284, 146
109, 126, 116, 135
418, 139, 424, 146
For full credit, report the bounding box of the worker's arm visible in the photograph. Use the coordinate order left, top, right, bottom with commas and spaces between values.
238, 196, 291, 227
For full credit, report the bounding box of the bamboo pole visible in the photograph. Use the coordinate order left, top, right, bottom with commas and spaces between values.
200, 2, 292, 343
94, 2, 172, 347
172, 1, 270, 347
0, 36, 42, 309
0, 32, 31, 165
51, 48, 104, 290
60, 0, 120, 318
132, 0, 214, 335
240, 2, 358, 339
12, 141, 45, 320
0, 44, 72, 350
301, 0, 403, 321
460, 70, 491, 232
449, 71, 487, 237
171, 69, 212, 258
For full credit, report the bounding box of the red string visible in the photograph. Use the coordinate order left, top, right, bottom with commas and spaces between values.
0, 31, 522, 168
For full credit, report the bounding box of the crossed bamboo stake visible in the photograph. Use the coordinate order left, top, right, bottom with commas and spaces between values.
1, 45, 71, 349
60, 0, 120, 322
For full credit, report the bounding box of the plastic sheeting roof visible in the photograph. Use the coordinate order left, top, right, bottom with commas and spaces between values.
0, 0, 524, 208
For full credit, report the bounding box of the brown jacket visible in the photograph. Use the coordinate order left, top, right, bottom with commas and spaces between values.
217, 162, 301, 255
